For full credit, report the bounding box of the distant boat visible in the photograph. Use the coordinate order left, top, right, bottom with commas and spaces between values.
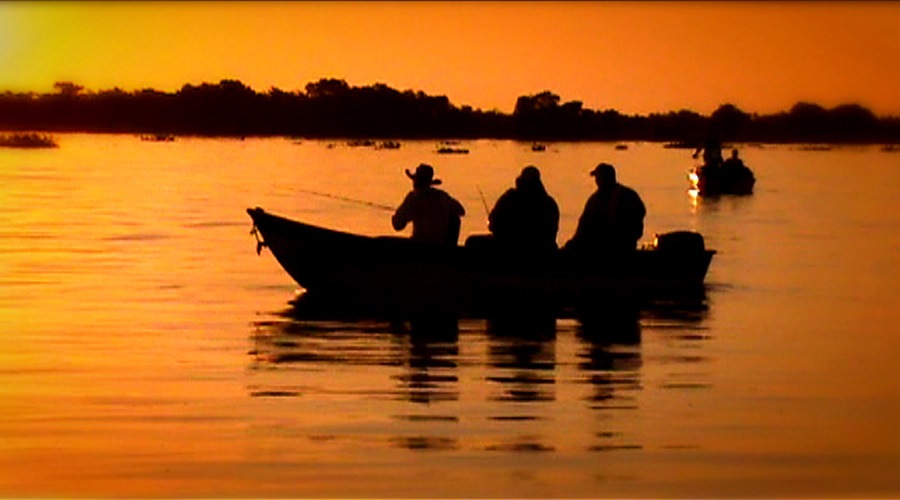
797, 144, 832, 151
140, 134, 175, 142
663, 141, 695, 149
376, 140, 401, 150
880, 144, 899, 153
347, 139, 375, 147
615, 143, 629, 150
437, 146, 469, 154
0, 132, 58, 149
531, 143, 546, 152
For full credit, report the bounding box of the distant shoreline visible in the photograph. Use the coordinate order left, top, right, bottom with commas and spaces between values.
2, 79, 898, 144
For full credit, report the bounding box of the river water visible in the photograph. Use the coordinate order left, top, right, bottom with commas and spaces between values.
1, 135, 898, 498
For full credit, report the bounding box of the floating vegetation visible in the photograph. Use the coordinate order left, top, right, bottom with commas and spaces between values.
0, 132, 58, 149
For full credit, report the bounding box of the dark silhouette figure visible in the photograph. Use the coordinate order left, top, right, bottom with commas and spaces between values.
692, 134, 723, 168
564, 163, 646, 257
488, 165, 560, 256
695, 147, 756, 196
392, 164, 466, 246
722, 148, 745, 171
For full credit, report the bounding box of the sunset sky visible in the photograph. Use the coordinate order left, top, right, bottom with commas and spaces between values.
1, 1, 899, 116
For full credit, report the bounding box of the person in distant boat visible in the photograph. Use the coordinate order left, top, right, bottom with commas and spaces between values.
392, 163, 466, 246
563, 163, 646, 257
722, 148, 745, 171
488, 165, 560, 256
693, 134, 724, 168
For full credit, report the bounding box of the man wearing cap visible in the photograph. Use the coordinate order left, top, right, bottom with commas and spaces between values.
564, 162, 646, 257
392, 163, 466, 246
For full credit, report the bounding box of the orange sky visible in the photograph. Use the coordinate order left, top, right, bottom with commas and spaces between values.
1, 1, 899, 116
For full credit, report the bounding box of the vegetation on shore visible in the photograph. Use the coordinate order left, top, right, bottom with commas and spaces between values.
0, 132, 58, 149
1, 79, 898, 144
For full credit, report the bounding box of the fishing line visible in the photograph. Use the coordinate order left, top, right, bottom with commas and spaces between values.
295, 187, 394, 211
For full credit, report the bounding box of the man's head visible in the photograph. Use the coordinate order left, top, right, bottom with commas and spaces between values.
516, 165, 542, 191
405, 163, 442, 189
590, 162, 616, 189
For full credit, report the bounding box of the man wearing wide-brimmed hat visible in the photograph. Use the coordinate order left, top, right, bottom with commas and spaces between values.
392, 163, 466, 246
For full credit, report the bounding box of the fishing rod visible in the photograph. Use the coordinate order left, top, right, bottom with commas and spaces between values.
476, 185, 492, 229
476, 186, 490, 216
295, 187, 394, 211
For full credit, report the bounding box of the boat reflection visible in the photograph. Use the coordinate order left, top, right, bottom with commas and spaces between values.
390, 315, 460, 406
485, 309, 558, 404
248, 290, 710, 453
576, 304, 643, 412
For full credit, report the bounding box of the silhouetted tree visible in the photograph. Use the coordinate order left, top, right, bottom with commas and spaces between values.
710, 103, 751, 140
53, 81, 84, 97
0, 79, 897, 143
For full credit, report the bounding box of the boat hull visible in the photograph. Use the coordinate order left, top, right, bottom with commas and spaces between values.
690, 165, 756, 195
247, 207, 715, 312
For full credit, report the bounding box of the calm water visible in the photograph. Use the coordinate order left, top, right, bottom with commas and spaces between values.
1, 135, 898, 498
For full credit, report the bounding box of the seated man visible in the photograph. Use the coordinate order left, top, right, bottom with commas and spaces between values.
564, 162, 646, 257
392, 163, 466, 246
488, 165, 560, 257
722, 148, 745, 171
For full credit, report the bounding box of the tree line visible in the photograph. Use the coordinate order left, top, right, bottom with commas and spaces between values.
0, 78, 898, 143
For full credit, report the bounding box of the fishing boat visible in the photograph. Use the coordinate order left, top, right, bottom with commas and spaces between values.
376, 140, 401, 150
247, 207, 715, 313
688, 163, 756, 195
436, 146, 469, 154
139, 133, 175, 142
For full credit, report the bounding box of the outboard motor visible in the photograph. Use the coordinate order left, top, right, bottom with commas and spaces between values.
654, 231, 706, 255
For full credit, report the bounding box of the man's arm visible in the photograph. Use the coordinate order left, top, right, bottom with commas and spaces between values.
392, 193, 413, 231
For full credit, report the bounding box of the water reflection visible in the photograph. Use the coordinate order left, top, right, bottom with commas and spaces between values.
249, 291, 711, 454
688, 186, 757, 214
390, 315, 459, 405
576, 305, 642, 411
388, 316, 462, 451
485, 310, 557, 404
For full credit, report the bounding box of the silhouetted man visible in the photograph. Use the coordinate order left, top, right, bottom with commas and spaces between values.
488, 165, 559, 256
722, 148, 745, 171
392, 163, 465, 246
564, 163, 646, 257
693, 134, 723, 168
